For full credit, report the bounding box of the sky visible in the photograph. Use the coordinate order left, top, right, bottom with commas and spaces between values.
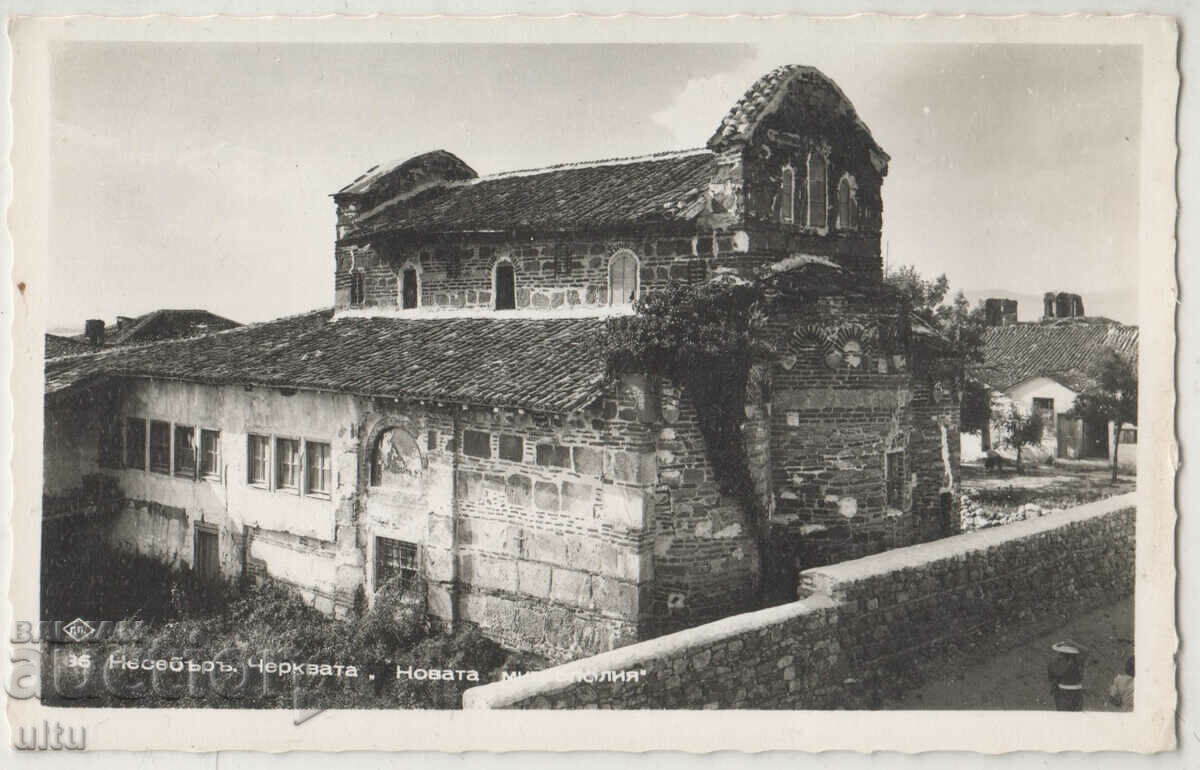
47, 41, 1141, 329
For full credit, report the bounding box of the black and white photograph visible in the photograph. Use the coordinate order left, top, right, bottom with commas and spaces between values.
5, 12, 1178, 753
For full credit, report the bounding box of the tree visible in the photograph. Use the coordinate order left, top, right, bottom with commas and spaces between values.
993, 402, 1045, 473
884, 267, 987, 367
1068, 347, 1138, 483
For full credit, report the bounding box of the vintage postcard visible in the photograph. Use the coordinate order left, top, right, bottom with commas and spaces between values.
5, 12, 1178, 753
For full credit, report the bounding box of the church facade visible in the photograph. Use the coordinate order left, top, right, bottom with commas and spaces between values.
44, 66, 962, 661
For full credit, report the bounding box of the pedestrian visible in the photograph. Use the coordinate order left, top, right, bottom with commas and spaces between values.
1046, 640, 1086, 711
1108, 655, 1134, 711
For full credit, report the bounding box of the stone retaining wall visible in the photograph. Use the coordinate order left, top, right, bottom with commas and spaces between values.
463, 493, 1134, 709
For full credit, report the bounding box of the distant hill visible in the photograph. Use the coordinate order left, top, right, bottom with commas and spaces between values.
959, 287, 1137, 326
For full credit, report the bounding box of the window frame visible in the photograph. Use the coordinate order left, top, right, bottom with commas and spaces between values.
124, 417, 148, 471
199, 428, 222, 481
349, 269, 366, 307
398, 263, 421, 310
607, 249, 640, 308
304, 439, 333, 498
498, 434, 525, 463
493, 259, 516, 311
173, 424, 198, 479
274, 436, 302, 494
375, 537, 420, 591
247, 433, 272, 489
149, 419, 172, 475
836, 174, 858, 231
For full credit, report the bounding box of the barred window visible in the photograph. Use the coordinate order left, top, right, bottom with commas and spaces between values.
350, 270, 365, 306
376, 537, 419, 589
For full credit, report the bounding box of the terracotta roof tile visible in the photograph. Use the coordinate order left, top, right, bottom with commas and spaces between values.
343, 150, 716, 241
45, 310, 609, 413
971, 318, 1139, 392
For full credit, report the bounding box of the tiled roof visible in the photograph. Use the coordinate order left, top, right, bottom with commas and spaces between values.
45, 333, 97, 359
104, 309, 241, 346
707, 65, 886, 159
342, 150, 717, 241
971, 318, 1139, 392
45, 310, 609, 413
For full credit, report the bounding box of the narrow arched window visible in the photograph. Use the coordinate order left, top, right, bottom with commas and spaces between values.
837, 176, 857, 230
608, 250, 639, 307
494, 261, 516, 310
807, 152, 828, 229
350, 270, 365, 306
779, 166, 796, 224
400, 267, 419, 309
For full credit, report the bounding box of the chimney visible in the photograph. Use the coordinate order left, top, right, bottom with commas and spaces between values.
984, 298, 1018, 327
84, 319, 105, 346
1043, 292, 1056, 319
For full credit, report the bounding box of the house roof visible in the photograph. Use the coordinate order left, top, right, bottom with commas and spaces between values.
101, 309, 242, 346
707, 65, 888, 162
971, 318, 1139, 393
341, 149, 718, 242
46, 310, 609, 413
45, 333, 97, 359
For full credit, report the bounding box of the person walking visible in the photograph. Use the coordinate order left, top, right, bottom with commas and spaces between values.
1047, 640, 1086, 711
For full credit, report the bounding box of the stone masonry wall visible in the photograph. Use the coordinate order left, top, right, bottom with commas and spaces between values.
462, 494, 1134, 709
333, 233, 745, 313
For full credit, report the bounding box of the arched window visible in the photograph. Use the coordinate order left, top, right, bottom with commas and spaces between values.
400, 267, 419, 309
779, 165, 796, 224
837, 175, 858, 230
350, 270, 365, 306
608, 250, 639, 307
494, 260, 516, 310
807, 152, 828, 229
369, 427, 423, 489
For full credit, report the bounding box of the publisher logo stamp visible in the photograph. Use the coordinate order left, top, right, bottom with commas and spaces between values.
62, 619, 95, 643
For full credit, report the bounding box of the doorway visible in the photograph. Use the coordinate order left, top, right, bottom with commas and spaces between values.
194, 525, 219, 581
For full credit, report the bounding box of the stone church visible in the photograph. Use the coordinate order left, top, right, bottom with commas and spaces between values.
44, 66, 962, 661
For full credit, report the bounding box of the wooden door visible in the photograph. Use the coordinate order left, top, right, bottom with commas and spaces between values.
194, 528, 219, 581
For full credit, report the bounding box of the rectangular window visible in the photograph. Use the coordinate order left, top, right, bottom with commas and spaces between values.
276, 438, 301, 491
375, 537, 419, 589
199, 429, 221, 479
149, 420, 171, 474
426, 429, 439, 452
498, 434, 524, 462
462, 430, 491, 458
306, 441, 332, 496
174, 425, 197, 478
248, 434, 271, 486
124, 418, 147, 470
885, 450, 905, 508
350, 271, 365, 306
98, 415, 123, 468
